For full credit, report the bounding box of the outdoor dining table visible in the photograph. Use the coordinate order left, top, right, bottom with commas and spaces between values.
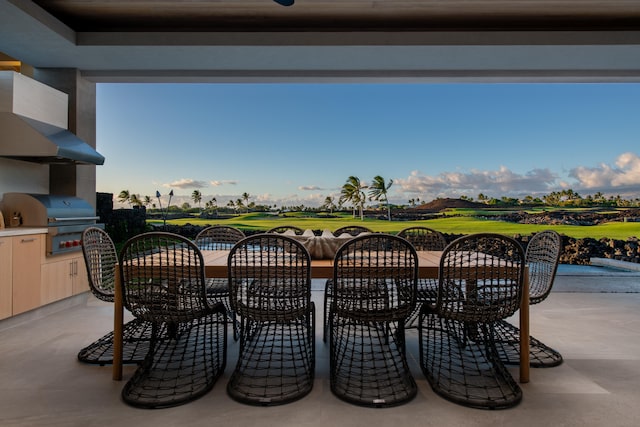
112, 250, 530, 383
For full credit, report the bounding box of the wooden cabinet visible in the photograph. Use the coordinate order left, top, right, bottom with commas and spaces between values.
41, 253, 88, 306
0, 231, 88, 318
0, 237, 12, 320
12, 234, 43, 315
72, 256, 88, 295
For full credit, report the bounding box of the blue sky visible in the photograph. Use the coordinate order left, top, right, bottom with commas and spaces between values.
96, 83, 640, 208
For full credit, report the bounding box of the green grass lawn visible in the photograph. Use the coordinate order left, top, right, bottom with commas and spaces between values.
149, 212, 640, 240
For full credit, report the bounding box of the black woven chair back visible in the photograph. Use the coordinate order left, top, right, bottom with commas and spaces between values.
526, 230, 562, 304
227, 233, 314, 406
491, 230, 564, 368
332, 225, 372, 237
78, 227, 154, 365
397, 226, 446, 328
81, 226, 117, 302
194, 225, 245, 250
228, 234, 311, 322
329, 233, 418, 407
266, 225, 305, 235
118, 232, 227, 409
419, 233, 525, 409
333, 233, 418, 321
398, 226, 447, 251
120, 232, 210, 323
194, 225, 244, 341
437, 233, 525, 323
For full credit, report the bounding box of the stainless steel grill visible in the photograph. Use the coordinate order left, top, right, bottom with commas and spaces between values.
0, 192, 102, 255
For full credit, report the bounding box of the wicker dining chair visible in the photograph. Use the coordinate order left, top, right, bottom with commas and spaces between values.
119, 232, 227, 409
266, 225, 305, 235
194, 225, 245, 340
227, 234, 315, 406
492, 229, 564, 367
323, 225, 373, 342
419, 233, 525, 409
397, 226, 448, 328
329, 233, 418, 407
77, 226, 153, 365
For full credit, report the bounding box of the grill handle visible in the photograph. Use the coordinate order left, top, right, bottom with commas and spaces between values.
48, 216, 100, 223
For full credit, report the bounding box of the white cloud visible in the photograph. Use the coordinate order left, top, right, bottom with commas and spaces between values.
569, 152, 640, 190
298, 185, 324, 191
163, 178, 208, 189
210, 180, 238, 186
394, 167, 558, 200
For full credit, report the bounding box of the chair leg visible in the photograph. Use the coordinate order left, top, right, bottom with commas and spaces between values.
419, 313, 522, 410
330, 314, 416, 407
227, 305, 315, 406
323, 279, 333, 342
121, 311, 227, 409
492, 319, 563, 368
77, 318, 154, 365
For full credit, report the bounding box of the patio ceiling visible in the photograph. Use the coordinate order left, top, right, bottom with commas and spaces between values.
29, 0, 640, 32
2, 1, 640, 83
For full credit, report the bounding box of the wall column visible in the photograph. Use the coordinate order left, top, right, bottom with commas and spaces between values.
31, 68, 97, 207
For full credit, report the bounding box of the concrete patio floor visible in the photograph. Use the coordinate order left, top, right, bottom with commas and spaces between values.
1, 271, 639, 427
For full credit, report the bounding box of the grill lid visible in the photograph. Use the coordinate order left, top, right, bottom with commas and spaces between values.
0, 193, 97, 226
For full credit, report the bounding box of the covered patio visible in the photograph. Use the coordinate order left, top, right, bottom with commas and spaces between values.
2, 2, 640, 424
1, 269, 639, 426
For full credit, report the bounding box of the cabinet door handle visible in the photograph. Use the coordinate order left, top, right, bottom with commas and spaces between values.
21, 238, 37, 243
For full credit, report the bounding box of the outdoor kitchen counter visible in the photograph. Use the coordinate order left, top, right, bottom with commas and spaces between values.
0, 227, 48, 237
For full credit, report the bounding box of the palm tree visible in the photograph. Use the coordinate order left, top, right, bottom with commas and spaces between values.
205, 197, 218, 215
242, 192, 250, 213
117, 190, 131, 207
323, 196, 336, 214
368, 175, 393, 221
143, 195, 152, 208
191, 190, 202, 212
340, 176, 367, 220
129, 193, 143, 207
227, 200, 236, 213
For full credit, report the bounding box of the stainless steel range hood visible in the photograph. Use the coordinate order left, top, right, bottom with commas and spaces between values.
0, 112, 105, 165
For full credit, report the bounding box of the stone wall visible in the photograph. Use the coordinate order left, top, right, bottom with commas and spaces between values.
445, 232, 640, 265
96, 192, 148, 244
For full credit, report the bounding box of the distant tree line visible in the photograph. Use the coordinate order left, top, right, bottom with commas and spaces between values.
115, 184, 640, 219
471, 188, 640, 207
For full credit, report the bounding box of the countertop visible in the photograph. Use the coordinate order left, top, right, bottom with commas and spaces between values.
0, 227, 48, 237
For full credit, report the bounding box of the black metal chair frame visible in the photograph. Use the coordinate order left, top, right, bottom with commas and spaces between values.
397, 226, 448, 328
323, 225, 373, 342
266, 225, 305, 235
419, 233, 525, 409
227, 234, 315, 406
119, 232, 227, 409
332, 225, 373, 237
493, 230, 564, 368
329, 233, 418, 407
77, 226, 153, 365
194, 225, 245, 341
